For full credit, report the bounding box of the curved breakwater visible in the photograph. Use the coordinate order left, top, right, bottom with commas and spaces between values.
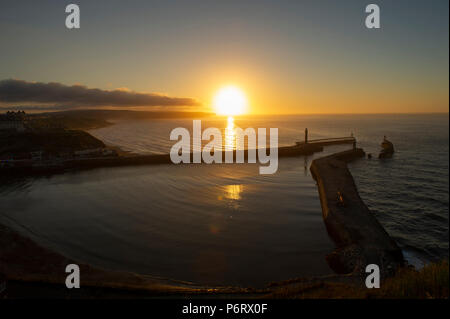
310, 148, 404, 278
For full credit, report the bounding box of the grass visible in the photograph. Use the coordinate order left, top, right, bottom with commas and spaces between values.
368, 260, 449, 299
268, 260, 449, 299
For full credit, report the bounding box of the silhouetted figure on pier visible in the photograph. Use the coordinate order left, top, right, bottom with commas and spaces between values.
337, 191, 345, 207
305, 128, 308, 144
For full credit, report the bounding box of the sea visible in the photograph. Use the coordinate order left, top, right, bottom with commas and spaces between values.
0, 114, 448, 287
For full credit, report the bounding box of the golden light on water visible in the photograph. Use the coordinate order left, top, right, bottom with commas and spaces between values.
224, 116, 236, 152
223, 184, 243, 200
213, 85, 246, 152
213, 86, 248, 116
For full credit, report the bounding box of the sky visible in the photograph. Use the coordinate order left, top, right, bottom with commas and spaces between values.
0, 0, 448, 114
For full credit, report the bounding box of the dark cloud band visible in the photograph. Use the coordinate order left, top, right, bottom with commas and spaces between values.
0, 79, 200, 108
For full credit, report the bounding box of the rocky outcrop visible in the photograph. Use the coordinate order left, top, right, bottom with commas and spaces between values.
379, 138, 394, 159
310, 149, 404, 279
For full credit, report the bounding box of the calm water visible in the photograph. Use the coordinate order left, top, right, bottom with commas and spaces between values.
0, 114, 448, 286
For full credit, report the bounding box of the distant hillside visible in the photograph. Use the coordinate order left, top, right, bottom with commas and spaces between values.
27, 113, 112, 130
24, 110, 214, 130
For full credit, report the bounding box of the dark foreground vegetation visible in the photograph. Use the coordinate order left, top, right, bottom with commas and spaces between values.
267, 260, 449, 299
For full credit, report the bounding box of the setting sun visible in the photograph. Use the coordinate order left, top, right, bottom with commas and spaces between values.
213, 86, 248, 116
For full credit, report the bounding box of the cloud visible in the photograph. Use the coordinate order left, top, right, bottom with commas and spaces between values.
0, 79, 200, 108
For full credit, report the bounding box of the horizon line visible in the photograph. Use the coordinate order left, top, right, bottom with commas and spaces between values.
0, 107, 448, 116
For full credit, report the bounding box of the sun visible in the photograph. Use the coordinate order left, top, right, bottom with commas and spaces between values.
213, 86, 248, 116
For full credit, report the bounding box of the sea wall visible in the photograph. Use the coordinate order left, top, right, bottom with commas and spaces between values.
69, 143, 324, 168
310, 148, 404, 278
1, 143, 325, 175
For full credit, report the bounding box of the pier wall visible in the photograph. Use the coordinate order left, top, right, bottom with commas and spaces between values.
310, 149, 404, 277
1, 143, 324, 174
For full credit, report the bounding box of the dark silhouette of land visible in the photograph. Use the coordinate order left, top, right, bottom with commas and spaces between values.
32, 109, 215, 129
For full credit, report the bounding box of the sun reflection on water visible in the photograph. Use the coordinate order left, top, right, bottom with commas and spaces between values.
224, 184, 243, 200
224, 116, 236, 151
